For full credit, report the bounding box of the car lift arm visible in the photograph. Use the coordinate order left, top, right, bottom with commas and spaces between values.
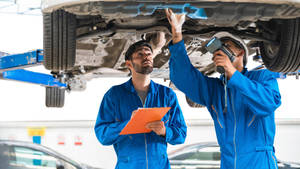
0, 50, 66, 88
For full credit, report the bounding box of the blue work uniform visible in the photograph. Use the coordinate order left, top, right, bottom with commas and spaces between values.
168, 40, 281, 169
94, 79, 187, 169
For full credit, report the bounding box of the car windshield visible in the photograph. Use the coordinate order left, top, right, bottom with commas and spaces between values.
10, 146, 58, 168
171, 146, 221, 161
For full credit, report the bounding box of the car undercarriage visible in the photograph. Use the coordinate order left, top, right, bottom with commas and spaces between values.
41, 1, 300, 107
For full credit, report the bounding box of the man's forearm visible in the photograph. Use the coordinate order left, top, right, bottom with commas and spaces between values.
94, 120, 129, 145
172, 28, 183, 44
165, 125, 187, 145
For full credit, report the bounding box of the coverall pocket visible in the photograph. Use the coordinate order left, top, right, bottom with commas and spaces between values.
211, 105, 223, 129
118, 156, 130, 163
151, 153, 167, 167
248, 115, 256, 127
159, 153, 167, 166
117, 156, 145, 169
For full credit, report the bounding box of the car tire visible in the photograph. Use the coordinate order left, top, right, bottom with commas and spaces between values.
46, 87, 65, 107
43, 10, 76, 71
186, 96, 205, 108
259, 18, 300, 72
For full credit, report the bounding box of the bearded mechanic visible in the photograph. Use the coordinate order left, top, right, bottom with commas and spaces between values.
94, 40, 187, 169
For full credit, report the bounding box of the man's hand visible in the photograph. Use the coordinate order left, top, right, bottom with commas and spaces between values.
146, 121, 166, 136
165, 9, 185, 44
213, 50, 236, 78
165, 9, 185, 33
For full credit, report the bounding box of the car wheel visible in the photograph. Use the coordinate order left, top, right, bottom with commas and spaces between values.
46, 87, 65, 107
43, 10, 76, 71
259, 18, 300, 73
186, 96, 205, 108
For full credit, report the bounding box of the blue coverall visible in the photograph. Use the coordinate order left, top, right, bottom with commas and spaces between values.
94, 79, 187, 169
169, 40, 281, 169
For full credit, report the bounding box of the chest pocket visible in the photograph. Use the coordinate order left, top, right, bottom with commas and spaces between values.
118, 96, 140, 121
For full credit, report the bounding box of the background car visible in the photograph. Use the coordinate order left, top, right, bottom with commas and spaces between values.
0, 140, 101, 169
0, 51, 7, 57
168, 142, 300, 169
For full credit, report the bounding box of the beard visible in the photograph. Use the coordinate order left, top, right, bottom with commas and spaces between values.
132, 60, 153, 75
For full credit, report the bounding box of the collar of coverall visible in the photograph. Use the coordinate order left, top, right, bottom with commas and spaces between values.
124, 78, 157, 94
220, 67, 248, 82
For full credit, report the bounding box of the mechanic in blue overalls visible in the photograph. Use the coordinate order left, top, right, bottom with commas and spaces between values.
165, 9, 281, 169
94, 40, 187, 169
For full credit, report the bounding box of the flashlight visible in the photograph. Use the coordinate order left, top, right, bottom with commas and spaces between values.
205, 37, 235, 74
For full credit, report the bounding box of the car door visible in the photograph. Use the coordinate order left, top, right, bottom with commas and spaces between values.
0, 144, 10, 169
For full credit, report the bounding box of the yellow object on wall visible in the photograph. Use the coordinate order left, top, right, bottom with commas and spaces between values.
27, 127, 46, 136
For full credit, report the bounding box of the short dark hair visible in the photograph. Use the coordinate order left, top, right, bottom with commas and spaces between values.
125, 40, 153, 61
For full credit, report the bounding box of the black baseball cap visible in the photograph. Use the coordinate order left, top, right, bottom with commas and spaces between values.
125, 40, 153, 61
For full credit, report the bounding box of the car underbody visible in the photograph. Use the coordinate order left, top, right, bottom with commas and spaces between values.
40, 0, 300, 107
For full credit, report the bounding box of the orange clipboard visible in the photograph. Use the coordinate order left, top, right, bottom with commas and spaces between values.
119, 107, 171, 135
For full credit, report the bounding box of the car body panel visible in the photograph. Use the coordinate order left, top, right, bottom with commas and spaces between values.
0, 140, 101, 169
169, 142, 300, 169
42, 0, 300, 13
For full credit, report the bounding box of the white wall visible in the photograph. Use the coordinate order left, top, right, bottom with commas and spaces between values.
275, 77, 300, 118
0, 13, 42, 54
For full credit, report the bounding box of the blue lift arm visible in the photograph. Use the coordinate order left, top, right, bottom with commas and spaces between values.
0, 50, 67, 88
0, 50, 43, 70
2, 69, 67, 88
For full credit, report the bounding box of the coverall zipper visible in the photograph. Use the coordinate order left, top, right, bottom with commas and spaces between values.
230, 92, 237, 169
138, 95, 149, 169
144, 134, 148, 169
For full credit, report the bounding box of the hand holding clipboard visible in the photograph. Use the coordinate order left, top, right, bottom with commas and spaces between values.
120, 107, 171, 135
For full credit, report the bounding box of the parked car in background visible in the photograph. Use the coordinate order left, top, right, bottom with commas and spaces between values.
0, 51, 8, 57
169, 142, 300, 169
0, 140, 101, 169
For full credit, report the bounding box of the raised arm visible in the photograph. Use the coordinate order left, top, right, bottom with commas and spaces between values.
166, 9, 219, 107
